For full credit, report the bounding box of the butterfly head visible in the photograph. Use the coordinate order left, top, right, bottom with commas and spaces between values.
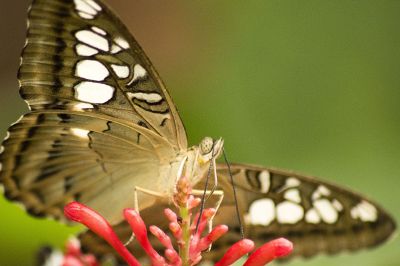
199, 137, 224, 162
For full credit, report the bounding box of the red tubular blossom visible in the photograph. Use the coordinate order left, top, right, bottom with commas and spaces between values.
124, 209, 166, 266
192, 208, 216, 237
64, 193, 293, 266
243, 238, 293, 266
64, 202, 140, 266
164, 208, 178, 222
165, 249, 182, 265
188, 196, 201, 210
169, 222, 182, 240
215, 239, 255, 266
63, 256, 84, 266
197, 225, 228, 252
150, 225, 174, 250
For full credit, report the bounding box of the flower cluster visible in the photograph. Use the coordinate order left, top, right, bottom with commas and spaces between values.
63, 177, 293, 265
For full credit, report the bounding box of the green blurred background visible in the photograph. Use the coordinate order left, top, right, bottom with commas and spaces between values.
0, 1, 399, 265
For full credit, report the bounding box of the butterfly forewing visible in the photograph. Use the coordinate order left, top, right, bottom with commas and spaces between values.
213, 164, 396, 258
19, 0, 187, 149
1, 0, 188, 223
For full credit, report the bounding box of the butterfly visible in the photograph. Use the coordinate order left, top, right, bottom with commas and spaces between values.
0, 0, 396, 263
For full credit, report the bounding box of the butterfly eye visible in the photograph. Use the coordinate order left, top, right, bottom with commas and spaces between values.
200, 137, 214, 155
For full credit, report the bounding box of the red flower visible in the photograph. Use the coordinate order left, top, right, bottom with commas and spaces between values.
64, 176, 293, 265
64, 201, 293, 266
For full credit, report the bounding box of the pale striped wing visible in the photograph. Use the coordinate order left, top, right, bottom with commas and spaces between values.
0, 0, 187, 224
1, 112, 177, 224
211, 163, 396, 259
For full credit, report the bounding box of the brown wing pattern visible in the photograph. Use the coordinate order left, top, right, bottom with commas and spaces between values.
0, 111, 175, 224
79, 164, 396, 261
1, 0, 188, 223
212, 163, 396, 258
19, 0, 186, 149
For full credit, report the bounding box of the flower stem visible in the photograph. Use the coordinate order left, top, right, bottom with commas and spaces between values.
179, 204, 191, 266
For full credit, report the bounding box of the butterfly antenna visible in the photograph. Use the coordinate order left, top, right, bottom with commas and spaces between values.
222, 148, 244, 239
195, 148, 215, 234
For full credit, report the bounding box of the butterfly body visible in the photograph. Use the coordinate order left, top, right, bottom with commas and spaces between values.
0, 0, 396, 262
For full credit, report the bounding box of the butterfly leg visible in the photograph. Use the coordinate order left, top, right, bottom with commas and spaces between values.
124, 186, 166, 246
133, 186, 165, 211
192, 189, 224, 232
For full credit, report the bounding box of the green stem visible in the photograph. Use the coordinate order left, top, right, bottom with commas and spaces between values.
179, 205, 191, 266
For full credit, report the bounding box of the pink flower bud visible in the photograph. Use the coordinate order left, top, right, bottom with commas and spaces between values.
197, 225, 228, 252
215, 239, 255, 266
64, 202, 140, 266
243, 238, 293, 266
165, 249, 181, 265
124, 209, 166, 266
150, 225, 173, 250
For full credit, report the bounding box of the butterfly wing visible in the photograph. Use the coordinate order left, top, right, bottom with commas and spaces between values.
0, 0, 187, 224
78, 164, 396, 261
212, 163, 397, 258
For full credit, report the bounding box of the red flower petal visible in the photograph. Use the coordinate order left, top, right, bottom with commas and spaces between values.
150, 225, 174, 250
64, 202, 140, 266
165, 248, 182, 265
196, 225, 228, 252
215, 239, 255, 266
124, 209, 166, 266
243, 238, 293, 266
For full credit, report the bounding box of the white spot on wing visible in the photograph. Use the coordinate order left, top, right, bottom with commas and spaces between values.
75, 44, 98, 56
71, 128, 89, 139
128, 64, 148, 84
314, 199, 338, 224
0, 146, 4, 154
77, 12, 94, 19
276, 201, 304, 224
74, 81, 115, 104
332, 199, 343, 211
73, 103, 94, 111
75, 60, 109, 81
312, 185, 331, 200
75, 30, 109, 52
74, 0, 98, 15
286, 177, 300, 188
114, 36, 130, 49
245, 199, 275, 226
111, 64, 130, 79
86, 0, 102, 11
305, 208, 321, 224
128, 92, 163, 104
111, 44, 122, 54
284, 189, 301, 203
259, 171, 270, 193
91, 26, 107, 36
351, 200, 378, 222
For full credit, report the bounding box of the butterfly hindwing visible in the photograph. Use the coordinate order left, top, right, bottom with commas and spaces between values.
78, 164, 396, 261
213, 163, 396, 258
0, 111, 177, 224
